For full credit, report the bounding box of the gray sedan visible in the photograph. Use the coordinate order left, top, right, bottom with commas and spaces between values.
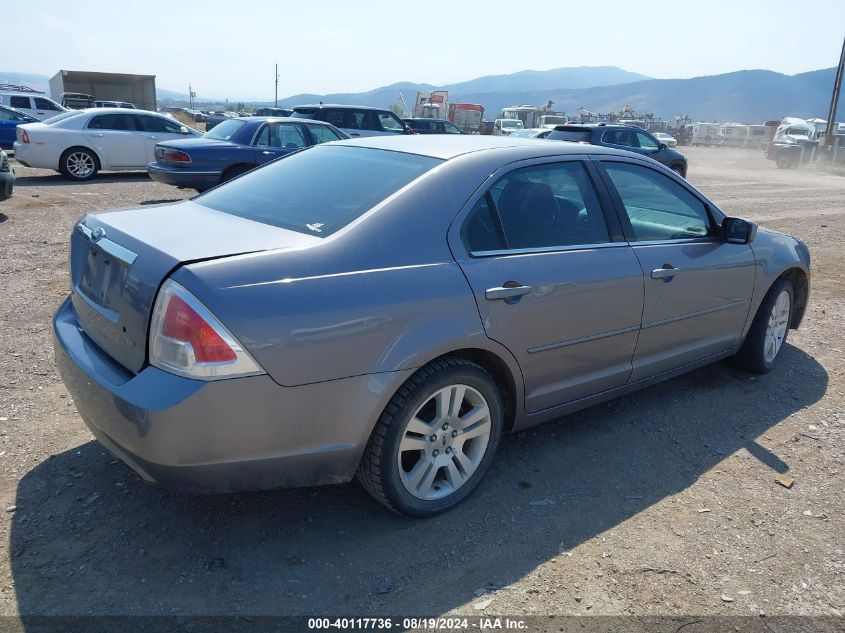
53, 136, 811, 516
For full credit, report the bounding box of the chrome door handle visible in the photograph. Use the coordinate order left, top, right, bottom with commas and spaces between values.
485, 285, 532, 301
92, 133, 104, 137
651, 266, 680, 279
261, 151, 273, 155
146, 136, 157, 140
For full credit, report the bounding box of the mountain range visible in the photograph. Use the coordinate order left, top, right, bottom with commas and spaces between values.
2, 66, 841, 122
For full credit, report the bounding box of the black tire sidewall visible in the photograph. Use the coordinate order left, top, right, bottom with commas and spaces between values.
745, 279, 794, 372
379, 365, 504, 517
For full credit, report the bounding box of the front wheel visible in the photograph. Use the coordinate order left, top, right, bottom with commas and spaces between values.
358, 357, 504, 517
775, 154, 794, 169
733, 279, 793, 374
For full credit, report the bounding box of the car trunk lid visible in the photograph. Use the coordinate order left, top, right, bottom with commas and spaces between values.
70, 199, 320, 373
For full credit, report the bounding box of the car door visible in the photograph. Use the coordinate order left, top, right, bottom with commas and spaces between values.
33, 97, 64, 120
253, 122, 308, 164
451, 158, 644, 413
84, 113, 147, 168
596, 159, 756, 380
137, 114, 190, 163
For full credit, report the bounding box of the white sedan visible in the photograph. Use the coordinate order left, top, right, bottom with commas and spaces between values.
13, 108, 201, 180
654, 132, 678, 147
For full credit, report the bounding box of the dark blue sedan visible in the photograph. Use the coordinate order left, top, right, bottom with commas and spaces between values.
0, 105, 38, 149
148, 117, 349, 191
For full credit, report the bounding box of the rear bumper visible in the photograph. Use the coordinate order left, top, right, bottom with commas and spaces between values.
53, 296, 405, 493
148, 162, 221, 190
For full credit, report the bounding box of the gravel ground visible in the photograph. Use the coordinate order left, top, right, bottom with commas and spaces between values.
0, 147, 842, 622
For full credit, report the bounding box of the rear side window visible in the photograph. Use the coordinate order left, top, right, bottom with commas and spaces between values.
545, 128, 591, 142
196, 146, 442, 237
602, 162, 714, 241
88, 113, 138, 130
464, 161, 609, 253
9, 96, 30, 109
602, 129, 636, 146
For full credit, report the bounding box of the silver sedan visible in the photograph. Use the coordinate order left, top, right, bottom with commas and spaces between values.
54, 135, 810, 516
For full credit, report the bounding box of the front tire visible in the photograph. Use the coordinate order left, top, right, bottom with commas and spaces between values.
358, 357, 504, 517
59, 148, 99, 181
733, 279, 793, 374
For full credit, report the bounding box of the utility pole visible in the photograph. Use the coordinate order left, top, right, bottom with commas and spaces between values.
275, 64, 279, 108
822, 35, 845, 148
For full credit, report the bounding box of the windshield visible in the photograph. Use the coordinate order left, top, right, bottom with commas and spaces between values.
502, 120, 523, 128
204, 119, 246, 140
196, 146, 443, 237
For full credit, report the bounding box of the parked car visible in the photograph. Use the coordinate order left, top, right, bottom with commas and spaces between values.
61, 92, 96, 109
0, 86, 67, 121
53, 135, 810, 516
0, 104, 38, 149
403, 118, 463, 134
290, 104, 413, 137
493, 118, 524, 135
0, 150, 14, 200
13, 108, 201, 181
93, 100, 137, 109
148, 117, 348, 191
654, 132, 678, 147
546, 124, 688, 177
204, 111, 240, 131
255, 107, 292, 117
508, 128, 551, 138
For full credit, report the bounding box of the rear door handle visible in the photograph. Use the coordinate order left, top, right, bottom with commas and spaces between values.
91, 133, 104, 137
651, 266, 680, 279
485, 285, 532, 301
261, 150, 274, 155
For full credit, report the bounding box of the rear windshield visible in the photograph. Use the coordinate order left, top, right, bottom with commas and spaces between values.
42, 111, 82, 125
195, 145, 442, 237
546, 128, 592, 142
204, 119, 246, 140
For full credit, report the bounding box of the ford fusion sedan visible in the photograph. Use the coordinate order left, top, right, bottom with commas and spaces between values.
14, 108, 201, 181
54, 136, 810, 517
148, 117, 348, 192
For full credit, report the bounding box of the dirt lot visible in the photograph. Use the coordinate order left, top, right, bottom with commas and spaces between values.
0, 147, 843, 624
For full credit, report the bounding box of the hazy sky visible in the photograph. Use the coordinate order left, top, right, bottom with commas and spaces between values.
5, 0, 844, 100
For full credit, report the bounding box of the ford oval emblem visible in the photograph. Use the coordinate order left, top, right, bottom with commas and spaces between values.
91, 227, 106, 242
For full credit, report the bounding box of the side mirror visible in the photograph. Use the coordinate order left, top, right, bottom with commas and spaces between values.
658, 142, 667, 150
180, 126, 191, 135
722, 217, 758, 244
403, 125, 415, 134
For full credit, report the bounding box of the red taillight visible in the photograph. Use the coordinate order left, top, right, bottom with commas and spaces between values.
20, 129, 30, 144
164, 149, 191, 163
162, 295, 236, 362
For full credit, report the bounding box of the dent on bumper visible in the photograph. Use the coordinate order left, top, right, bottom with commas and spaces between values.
53, 297, 408, 493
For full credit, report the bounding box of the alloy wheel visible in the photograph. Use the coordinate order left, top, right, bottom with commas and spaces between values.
764, 289, 790, 363
67, 152, 95, 178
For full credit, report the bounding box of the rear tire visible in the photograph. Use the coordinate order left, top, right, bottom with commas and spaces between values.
59, 148, 99, 181
358, 357, 504, 517
733, 278, 793, 374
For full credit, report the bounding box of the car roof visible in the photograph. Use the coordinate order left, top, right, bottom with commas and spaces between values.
403, 118, 450, 122
337, 134, 628, 160
293, 104, 389, 112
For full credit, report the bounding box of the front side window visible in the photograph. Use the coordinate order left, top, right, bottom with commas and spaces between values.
378, 112, 404, 132
140, 115, 183, 134
603, 162, 714, 241
34, 97, 61, 111
636, 132, 658, 149
306, 123, 343, 143
87, 113, 138, 131
196, 146, 442, 237
270, 123, 307, 148
463, 161, 609, 253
